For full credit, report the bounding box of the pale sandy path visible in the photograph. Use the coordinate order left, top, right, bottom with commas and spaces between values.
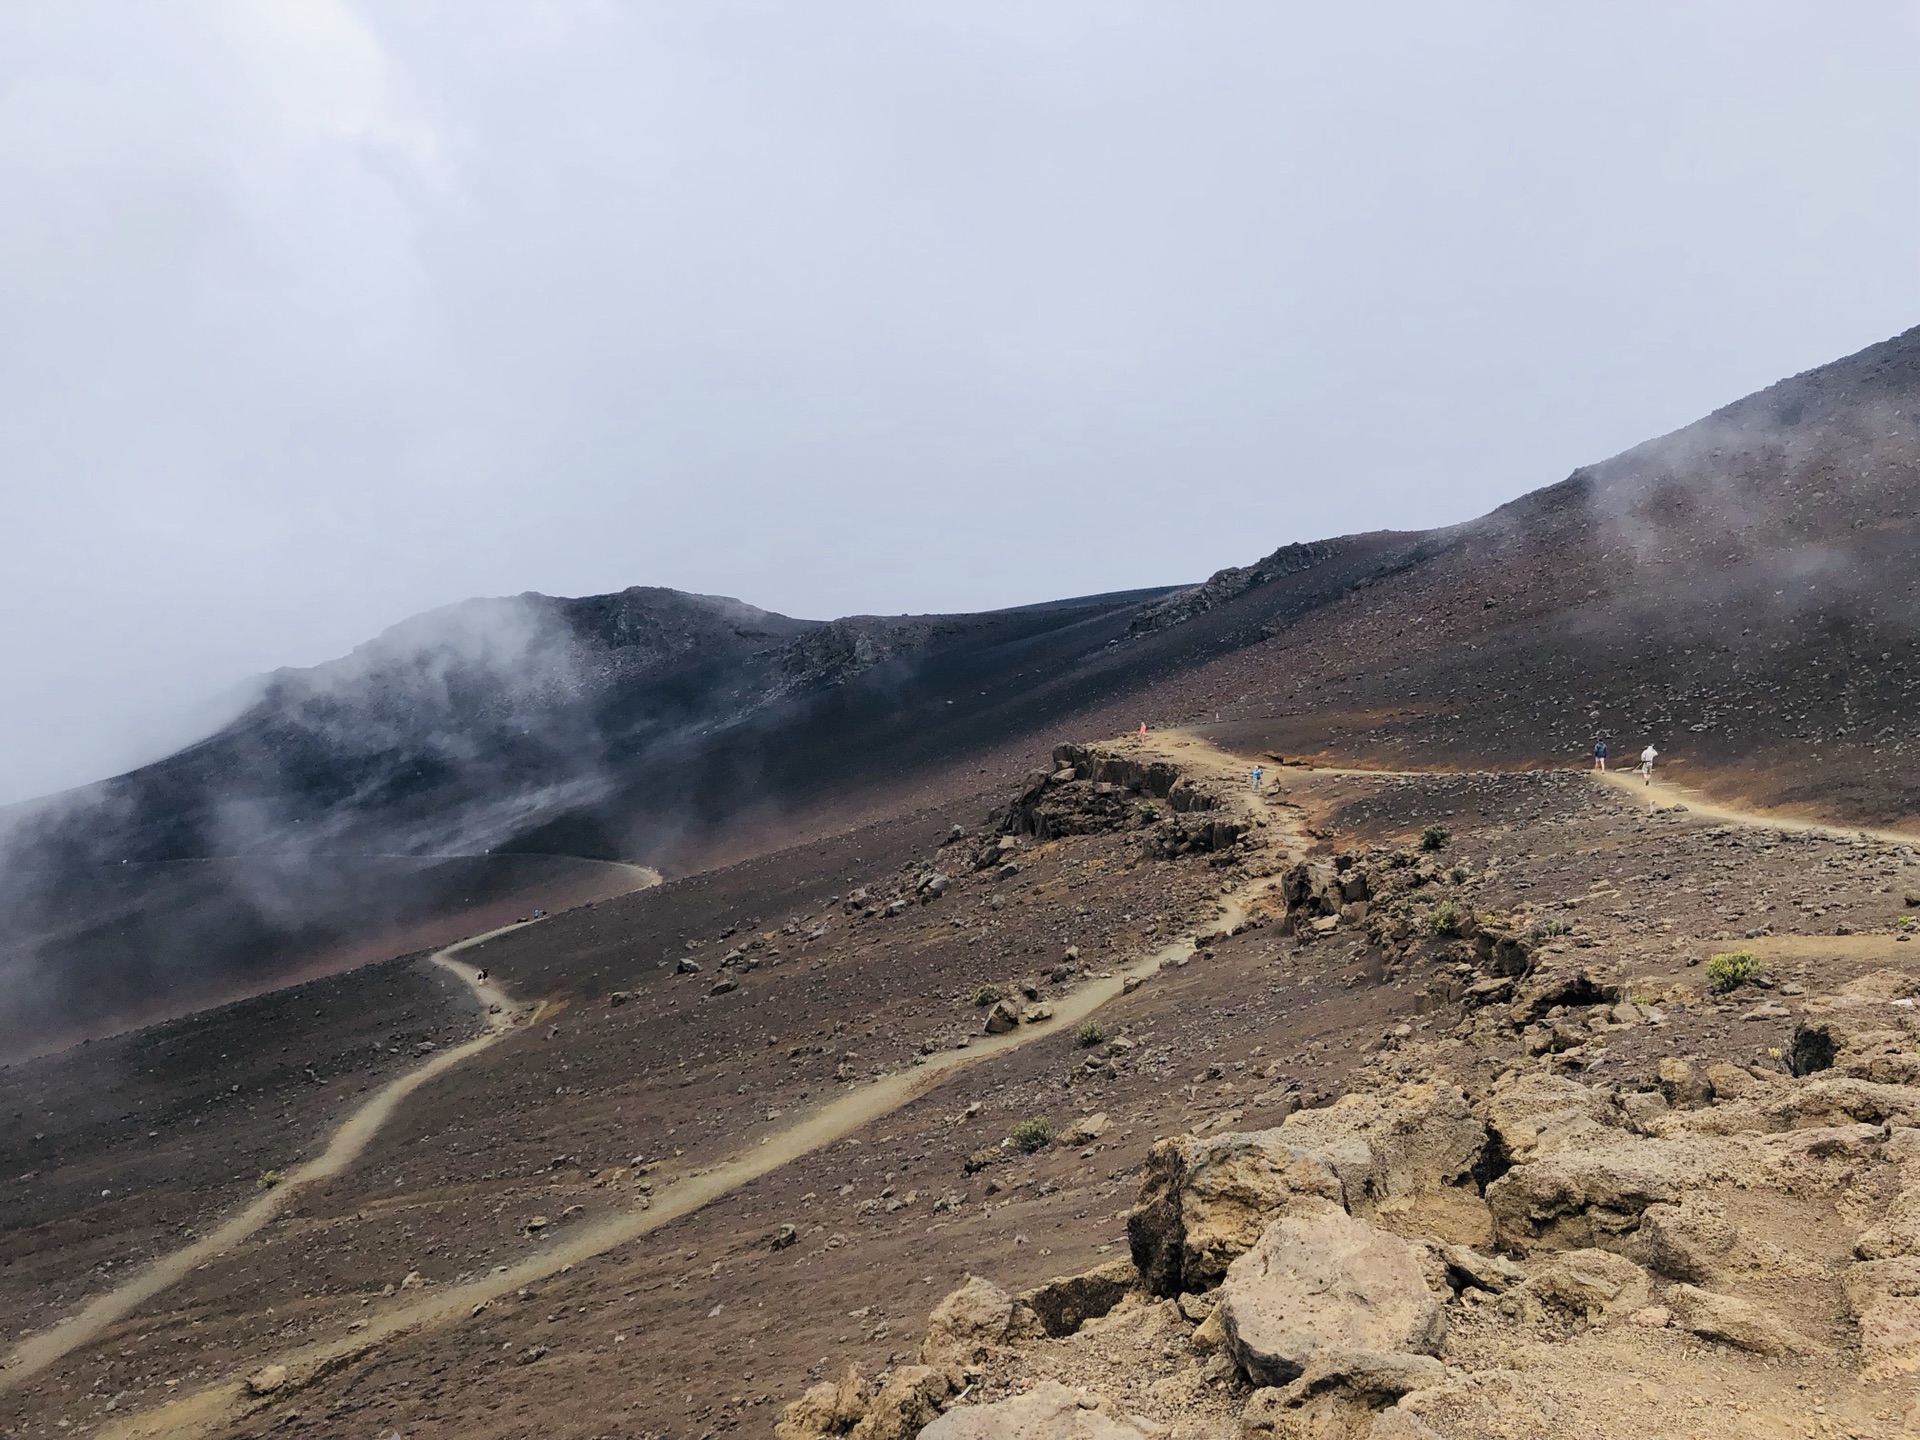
1596, 767, 1920, 846
0, 923, 541, 1393
90, 739, 1307, 1440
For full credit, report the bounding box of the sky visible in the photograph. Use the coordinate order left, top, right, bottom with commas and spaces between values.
1, 2, 1916, 804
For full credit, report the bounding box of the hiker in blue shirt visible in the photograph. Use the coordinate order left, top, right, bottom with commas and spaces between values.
1593, 740, 1608, 773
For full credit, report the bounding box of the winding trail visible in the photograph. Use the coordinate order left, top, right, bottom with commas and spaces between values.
0, 922, 551, 1394
68, 733, 1915, 1439
85, 736, 1303, 1440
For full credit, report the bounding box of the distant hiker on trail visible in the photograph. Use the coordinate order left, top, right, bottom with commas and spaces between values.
1593, 740, 1608, 772
1250, 764, 1264, 790
1640, 744, 1658, 784
1137, 722, 1148, 736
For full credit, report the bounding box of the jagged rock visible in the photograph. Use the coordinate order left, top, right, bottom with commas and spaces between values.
245, 1365, 289, 1396
1854, 1188, 1920, 1260
1439, 1244, 1522, 1293
1280, 1081, 1488, 1207
919, 1276, 1041, 1366
1522, 1248, 1650, 1319
1508, 965, 1621, 1024
1368, 1410, 1446, 1440
1019, 1258, 1137, 1337
1063, 1112, 1111, 1146
1478, 1071, 1626, 1164
776, 1365, 872, 1440
1291, 1350, 1446, 1408
1127, 1130, 1347, 1295
919, 1381, 1160, 1440
1844, 1257, 1920, 1375
1655, 1057, 1709, 1107
1484, 1141, 1688, 1253
1632, 1199, 1739, 1281
984, 1001, 1020, 1035
1665, 1283, 1822, 1356
847, 1366, 956, 1440
1219, 1208, 1446, 1387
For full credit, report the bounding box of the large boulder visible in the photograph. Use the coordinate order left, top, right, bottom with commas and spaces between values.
1219, 1208, 1446, 1388
918, 1382, 1159, 1440
1665, 1284, 1822, 1356
920, 1276, 1041, 1366
1279, 1082, 1488, 1206
1127, 1130, 1347, 1295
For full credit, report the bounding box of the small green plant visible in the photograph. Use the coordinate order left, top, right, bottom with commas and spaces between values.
1419, 823, 1451, 852
256, 1170, 283, 1191
1008, 1117, 1053, 1153
1533, 917, 1570, 940
971, 983, 1002, 1007
1448, 865, 1469, 885
1706, 951, 1764, 993
1429, 899, 1464, 937
1074, 1021, 1106, 1049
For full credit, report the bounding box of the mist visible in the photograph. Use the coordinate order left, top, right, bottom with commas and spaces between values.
2, 2, 1918, 802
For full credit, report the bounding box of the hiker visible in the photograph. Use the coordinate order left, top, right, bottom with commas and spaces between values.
1137, 721, 1148, 736
1640, 744, 1658, 784
1593, 739, 1608, 772
1250, 764, 1264, 789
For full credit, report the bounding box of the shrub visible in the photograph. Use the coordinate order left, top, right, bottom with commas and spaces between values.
1706, 951, 1764, 993
256, 1170, 283, 1191
1429, 900, 1464, 937
1419, 823, 1451, 852
1074, 1021, 1106, 1049
1008, 1117, 1053, 1153
971, 983, 1002, 1007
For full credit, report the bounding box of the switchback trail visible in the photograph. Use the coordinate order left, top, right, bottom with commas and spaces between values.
0, 891, 656, 1394
90, 736, 1305, 1440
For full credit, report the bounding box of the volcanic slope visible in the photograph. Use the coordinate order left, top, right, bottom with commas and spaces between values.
9, 324, 1920, 1055
13, 731, 1920, 1439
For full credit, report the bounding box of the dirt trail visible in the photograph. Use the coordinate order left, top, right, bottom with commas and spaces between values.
90, 737, 1307, 1440
1596, 766, 1920, 845
0, 922, 552, 1394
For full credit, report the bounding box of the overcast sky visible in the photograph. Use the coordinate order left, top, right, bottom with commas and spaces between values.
1, 2, 1916, 803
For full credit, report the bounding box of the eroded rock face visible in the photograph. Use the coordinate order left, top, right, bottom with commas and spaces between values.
1219, 1208, 1445, 1388
1127, 1130, 1347, 1296
1484, 1139, 1694, 1253
1020, 1259, 1137, 1338
918, 1381, 1160, 1440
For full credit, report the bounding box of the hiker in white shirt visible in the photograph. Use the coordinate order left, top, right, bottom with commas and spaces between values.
1639, 745, 1658, 784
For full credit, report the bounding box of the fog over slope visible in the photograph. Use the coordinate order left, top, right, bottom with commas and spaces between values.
3, 323, 1917, 1055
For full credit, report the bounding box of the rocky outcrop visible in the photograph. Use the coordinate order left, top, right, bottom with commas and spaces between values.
1126, 540, 1336, 637
986, 746, 1245, 861
1219, 1207, 1446, 1387
1280, 1081, 1488, 1208
1127, 1130, 1348, 1295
